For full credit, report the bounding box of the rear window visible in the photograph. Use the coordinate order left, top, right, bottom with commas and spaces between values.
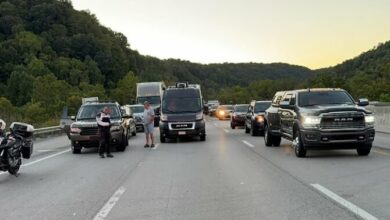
298, 91, 354, 107
164, 89, 200, 98
162, 89, 202, 113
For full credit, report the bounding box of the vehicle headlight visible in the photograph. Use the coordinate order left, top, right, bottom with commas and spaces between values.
256, 115, 264, 123
219, 111, 225, 116
196, 112, 203, 120
365, 115, 375, 127
160, 114, 168, 122
110, 125, 121, 132
302, 116, 321, 128
70, 127, 81, 134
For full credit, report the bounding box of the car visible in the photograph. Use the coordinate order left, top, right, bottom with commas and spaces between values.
209, 105, 218, 117
159, 82, 206, 142
67, 101, 129, 154
264, 88, 375, 157
128, 104, 145, 132
231, 104, 249, 129
216, 105, 234, 120
121, 105, 137, 136
245, 101, 271, 136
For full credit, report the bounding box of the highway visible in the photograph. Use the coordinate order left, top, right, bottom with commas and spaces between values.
1, 118, 390, 219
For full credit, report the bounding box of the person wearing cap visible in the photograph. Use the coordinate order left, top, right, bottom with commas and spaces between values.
143, 101, 155, 148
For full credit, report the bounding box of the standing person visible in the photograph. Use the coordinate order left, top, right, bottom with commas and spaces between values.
143, 101, 155, 148
96, 106, 114, 158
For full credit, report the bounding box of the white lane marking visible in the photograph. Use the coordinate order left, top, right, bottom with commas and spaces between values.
22, 149, 70, 167
223, 129, 230, 133
242, 140, 254, 148
37, 149, 56, 152
93, 186, 126, 220
152, 143, 160, 150
214, 123, 218, 126
311, 183, 378, 220
0, 149, 70, 176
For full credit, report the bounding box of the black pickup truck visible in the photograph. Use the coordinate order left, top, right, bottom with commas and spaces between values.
264, 88, 375, 157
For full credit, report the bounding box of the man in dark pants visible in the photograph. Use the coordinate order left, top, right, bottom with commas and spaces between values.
96, 106, 114, 158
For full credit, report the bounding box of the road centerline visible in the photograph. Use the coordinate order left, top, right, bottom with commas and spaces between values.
311, 183, 378, 220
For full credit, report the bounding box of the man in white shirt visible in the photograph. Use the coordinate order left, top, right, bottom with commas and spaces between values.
143, 101, 155, 148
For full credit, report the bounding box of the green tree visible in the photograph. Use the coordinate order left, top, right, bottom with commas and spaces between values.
7, 66, 34, 106
110, 72, 138, 104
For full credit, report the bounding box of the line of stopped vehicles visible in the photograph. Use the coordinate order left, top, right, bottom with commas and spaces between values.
60, 84, 375, 158
207, 88, 375, 157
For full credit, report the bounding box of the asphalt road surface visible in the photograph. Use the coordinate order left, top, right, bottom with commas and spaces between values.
1, 117, 390, 220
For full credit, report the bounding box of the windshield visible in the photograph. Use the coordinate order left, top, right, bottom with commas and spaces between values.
299, 91, 354, 107
137, 96, 161, 105
77, 105, 121, 120
219, 105, 233, 111
234, 105, 249, 112
162, 97, 201, 113
130, 106, 144, 114
254, 102, 271, 113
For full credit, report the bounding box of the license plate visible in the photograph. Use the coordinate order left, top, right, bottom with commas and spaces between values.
178, 131, 186, 135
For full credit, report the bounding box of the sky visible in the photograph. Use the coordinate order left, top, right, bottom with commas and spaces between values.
72, 0, 390, 69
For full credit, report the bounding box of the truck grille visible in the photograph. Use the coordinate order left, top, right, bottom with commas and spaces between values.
320, 112, 365, 130
80, 127, 99, 136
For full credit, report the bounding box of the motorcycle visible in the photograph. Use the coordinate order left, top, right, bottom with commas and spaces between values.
0, 122, 34, 176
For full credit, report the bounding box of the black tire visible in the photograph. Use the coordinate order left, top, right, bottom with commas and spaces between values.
357, 144, 372, 156
200, 134, 206, 141
160, 134, 166, 143
264, 124, 273, 147
272, 136, 282, 147
231, 123, 236, 129
8, 164, 20, 175
132, 130, 137, 136
245, 124, 250, 134
293, 129, 306, 158
71, 143, 81, 154
116, 134, 128, 152
250, 122, 258, 136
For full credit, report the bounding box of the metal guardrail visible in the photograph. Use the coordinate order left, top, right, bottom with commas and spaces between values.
34, 126, 63, 136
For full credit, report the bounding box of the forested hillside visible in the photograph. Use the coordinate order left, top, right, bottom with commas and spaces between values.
0, 0, 313, 126
0, 0, 389, 127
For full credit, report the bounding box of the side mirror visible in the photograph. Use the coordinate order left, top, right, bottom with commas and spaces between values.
280, 101, 293, 109
70, 116, 76, 120
358, 98, 369, 106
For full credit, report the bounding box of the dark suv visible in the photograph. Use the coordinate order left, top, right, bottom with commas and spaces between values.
231, 104, 249, 129
159, 83, 206, 142
264, 88, 375, 157
68, 102, 129, 153
245, 101, 272, 136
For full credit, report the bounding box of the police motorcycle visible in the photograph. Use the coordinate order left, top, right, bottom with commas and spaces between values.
0, 120, 34, 176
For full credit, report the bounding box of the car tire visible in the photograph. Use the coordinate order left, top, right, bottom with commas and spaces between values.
272, 136, 281, 147
160, 134, 166, 143
245, 124, 250, 134
264, 124, 273, 147
293, 129, 306, 158
250, 122, 258, 136
231, 122, 236, 129
132, 130, 137, 136
357, 144, 372, 156
71, 143, 81, 154
200, 134, 206, 141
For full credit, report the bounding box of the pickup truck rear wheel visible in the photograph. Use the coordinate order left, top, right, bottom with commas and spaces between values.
264, 124, 273, 147
357, 144, 372, 156
293, 129, 306, 158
